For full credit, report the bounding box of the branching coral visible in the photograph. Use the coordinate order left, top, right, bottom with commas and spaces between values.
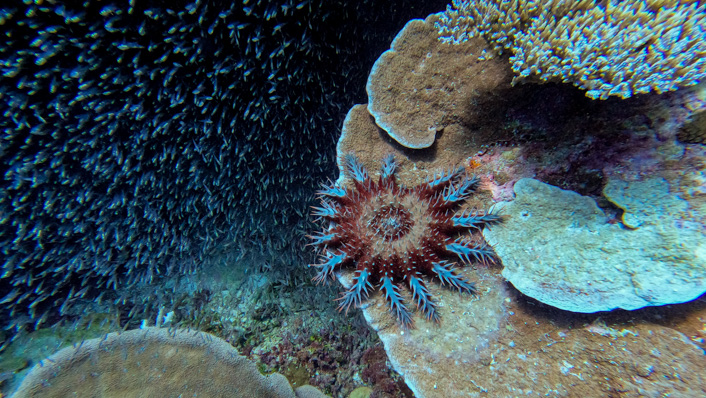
436, 0, 706, 99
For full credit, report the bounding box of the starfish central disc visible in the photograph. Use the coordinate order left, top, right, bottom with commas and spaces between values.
367, 204, 412, 241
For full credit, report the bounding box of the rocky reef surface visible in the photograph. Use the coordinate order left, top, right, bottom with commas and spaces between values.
329, 7, 706, 397
3, 2, 706, 398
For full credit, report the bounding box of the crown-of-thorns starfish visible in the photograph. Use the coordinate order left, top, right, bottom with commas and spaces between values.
308, 154, 502, 328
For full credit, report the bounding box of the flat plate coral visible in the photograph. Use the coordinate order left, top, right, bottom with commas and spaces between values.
484, 177, 706, 313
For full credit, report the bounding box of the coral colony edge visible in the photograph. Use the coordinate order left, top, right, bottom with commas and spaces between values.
308, 154, 502, 327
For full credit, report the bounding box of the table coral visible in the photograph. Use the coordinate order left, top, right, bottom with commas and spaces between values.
367, 14, 514, 148
332, 6, 706, 397
437, 0, 706, 99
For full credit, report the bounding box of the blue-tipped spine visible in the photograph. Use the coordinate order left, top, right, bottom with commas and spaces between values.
432, 261, 477, 294
445, 237, 496, 265
343, 153, 368, 183
380, 154, 396, 180
311, 200, 339, 219
336, 268, 373, 313
452, 209, 501, 229
312, 251, 347, 284
441, 176, 480, 203
426, 166, 464, 189
307, 231, 338, 247
318, 183, 347, 198
380, 275, 413, 328
408, 274, 439, 323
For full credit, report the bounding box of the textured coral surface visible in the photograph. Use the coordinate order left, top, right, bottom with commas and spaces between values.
484, 177, 706, 313
367, 14, 513, 149
10, 327, 317, 398
336, 27, 706, 394
334, 101, 706, 395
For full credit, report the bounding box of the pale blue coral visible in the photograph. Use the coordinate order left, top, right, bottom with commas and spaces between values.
437, 0, 706, 99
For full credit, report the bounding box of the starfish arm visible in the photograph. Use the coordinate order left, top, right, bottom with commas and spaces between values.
408, 275, 440, 323
451, 208, 502, 229
343, 153, 369, 183
425, 166, 464, 189
445, 237, 496, 265
380, 154, 396, 180
311, 200, 339, 219
336, 268, 372, 313
441, 176, 480, 203
311, 251, 347, 284
432, 261, 477, 294
317, 182, 346, 198
306, 231, 339, 247
380, 276, 414, 328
